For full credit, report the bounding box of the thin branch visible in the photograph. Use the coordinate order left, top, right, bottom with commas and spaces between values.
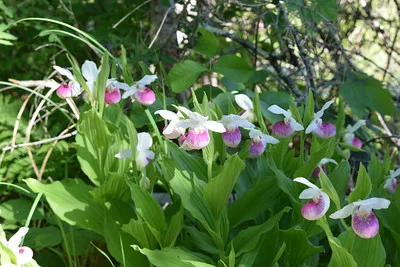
112, 0, 151, 29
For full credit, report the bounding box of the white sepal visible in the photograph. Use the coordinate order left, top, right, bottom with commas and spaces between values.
315, 100, 334, 118
319, 158, 338, 165
235, 94, 253, 111
115, 149, 132, 159
53, 66, 75, 81
81, 60, 99, 83
299, 187, 320, 199
268, 105, 290, 117
353, 198, 391, 210
137, 75, 157, 89
293, 177, 320, 190
7, 227, 29, 250
203, 121, 226, 133
329, 203, 357, 219
289, 118, 304, 131
347, 120, 366, 133
305, 119, 318, 134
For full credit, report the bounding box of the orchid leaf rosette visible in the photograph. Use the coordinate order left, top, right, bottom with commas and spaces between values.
267, 105, 304, 137
218, 114, 255, 148
330, 198, 390, 238
294, 177, 330, 220
305, 100, 336, 139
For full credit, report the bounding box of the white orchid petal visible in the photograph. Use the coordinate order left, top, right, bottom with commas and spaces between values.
234, 119, 255, 129
289, 118, 304, 131
81, 60, 99, 82
114, 82, 131, 91
391, 168, 400, 179
7, 227, 29, 250
137, 75, 158, 88
329, 203, 357, 219
321, 192, 331, 217
315, 100, 334, 118
155, 110, 179, 120
136, 149, 154, 169
262, 134, 279, 144
16, 246, 33, 265
122, 89, 135, 99
235, 94, 253, 111
356, 198, 391, 210
173, 119, 193, 130
319, 158, 338, 165
248, 128, 261, 139
299, 187, 320, 199
348, 120, 366, 133
115, 149, 133, 159
53, 66, 75, 81
203, 121, 226, 133
294, 177, 320, 190
138, 132, 153, 150
268, 105, 290, 117
305, 119, 318, 134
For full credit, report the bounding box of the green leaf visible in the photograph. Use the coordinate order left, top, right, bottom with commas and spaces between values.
228, 176, 280, 228
339, 232, 386, 267
184, 226, 219, 255
319, 167, 341, 210
212, 55, 254, 83
0, 198, 44, 222
294, 139, 335, 178
340, 72, 394, 116
24, 227, 62, 250
163, 202, 184, 247
127, 182, 167, 245
192, 28, 218, 58
133, 246, 214, 267
96, 52, 110, 115
280, 227, 324, 266
303, 89, 315, 128
0, 31, 17, 40
24, 178, 104, 234
203, 154, 245, 220
348, 164, 372, 203
328, 161, 350, 203
168, 60, 207, 93
232, 207, 291, 256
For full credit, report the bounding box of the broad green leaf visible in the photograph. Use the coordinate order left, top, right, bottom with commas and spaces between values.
328, 161, 350, 202
122, 219, 157, 249
104, 200, 149, 266
339, 232, 385, 267
303, 89, 315, 128
93, 172, 130, 202
0, 31, 17, 40
133, 246, 214, 267
348, 164, 372, 203
213, 55, 254, 83
184, 226, 219, 255
169, 170, 214, 229
232, 207, 291, 256
280, 228, 323, 266
120, 45, 133, 84
128, 182, 167, 245
203, 154, 245, 220
25, 178, 104, 234
0, 198, 44, 222
24, 227, 62, 250
193, 28, 218, 58
319, 167, 341, 210
294, 139, 335, 178
168, 60, 207, 93
340, 72, 394, 116
76, 108, 129, 186
228, 176, 280, 228
95, 52, 110, 115
163, 201, 184, 247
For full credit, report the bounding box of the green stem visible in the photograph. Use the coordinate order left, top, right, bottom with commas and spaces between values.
56, 216, 74, 267
24, 192, 43, 228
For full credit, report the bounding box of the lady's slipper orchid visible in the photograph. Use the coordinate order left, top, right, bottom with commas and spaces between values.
305, 100, 336, 139
248, 129, 279, 158
173, 111, 226, 150
104, 84, 121, 104
384, 168, 400, 194
312, 158, 338, 179
119, 75, 158, 105
1, 227, 34, 265
218, 114, 255, 148
343, 120, 366, 149
267, 105, 304, 137
294, 177, 330, 220
235, 94, 256, 122
330, 198, 391, 238
53, 66, 81, 98
154, 107, 191, 139
115, 132, 155, 170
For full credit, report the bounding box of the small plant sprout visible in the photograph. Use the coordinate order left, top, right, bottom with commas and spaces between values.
248, 129, 279, 158
294, 177, 330, 220
218, 114, 255, 148
172, 111, 226, 150
330, 198, 391, 238
267, 105, 304, 137
305, 100, 336, 139
118, 75, 158, 105
1, 227, 34, 265
104, 83, 121, 104
115, 132, 155, 170
235, 94, 256, 122
53, 65, 81, 98
154, 107, 191, 139
312, 158, 338, 179
384, 168, 400, 194
343, 120, 366, 149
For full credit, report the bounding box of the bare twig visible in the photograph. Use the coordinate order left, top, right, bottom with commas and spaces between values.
112, 0, 151, 29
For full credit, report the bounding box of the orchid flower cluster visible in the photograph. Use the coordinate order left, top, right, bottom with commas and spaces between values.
294, 177, 391, 239
384, 168, 400, 194
53, 60, 157, 106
